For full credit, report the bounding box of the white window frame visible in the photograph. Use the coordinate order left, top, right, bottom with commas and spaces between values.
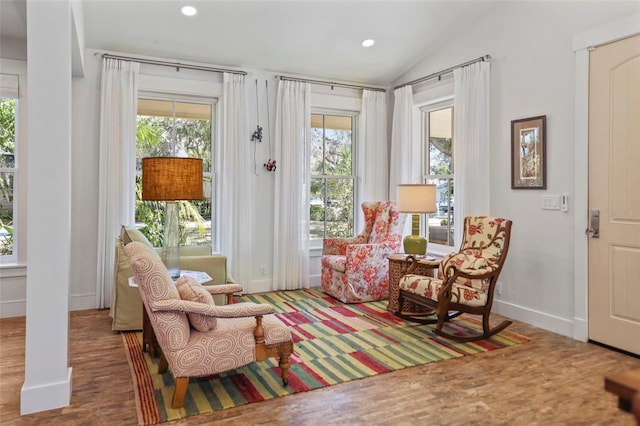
419, 96, 455, 256
0, 65, 26, 266
309, 108, 359, 250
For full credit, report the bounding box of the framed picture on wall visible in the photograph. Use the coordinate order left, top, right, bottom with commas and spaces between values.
511, 115, 546, 189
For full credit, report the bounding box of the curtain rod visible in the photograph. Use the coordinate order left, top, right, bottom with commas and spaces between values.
275, 75, 386, 92
101, 53, 247, 76
394, 54, 491, 90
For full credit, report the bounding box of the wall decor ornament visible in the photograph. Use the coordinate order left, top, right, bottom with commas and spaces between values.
511, 115, 546, 189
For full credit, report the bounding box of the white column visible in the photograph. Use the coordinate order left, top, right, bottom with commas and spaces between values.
21, 0, 73, 414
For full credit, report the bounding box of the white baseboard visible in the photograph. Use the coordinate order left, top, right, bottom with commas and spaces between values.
1, 293, 99, 319
494, 299, 575, 339
0, 299, 26, 318
247, 274, 322, 294
20, 367, 72, 415
68, 293, 97, 311
247, 278, 272, 294
572, 317, 588, 342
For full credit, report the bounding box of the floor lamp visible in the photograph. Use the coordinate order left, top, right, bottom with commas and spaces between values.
396, 184, 437, 256
142, 157, 203, 279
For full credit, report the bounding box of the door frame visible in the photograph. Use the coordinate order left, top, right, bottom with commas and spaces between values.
572, 15, 640, 341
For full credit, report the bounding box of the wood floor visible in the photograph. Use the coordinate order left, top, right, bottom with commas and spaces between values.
1, 308, 639, 425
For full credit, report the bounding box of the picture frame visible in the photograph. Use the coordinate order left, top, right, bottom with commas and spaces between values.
511, 115, 546, 189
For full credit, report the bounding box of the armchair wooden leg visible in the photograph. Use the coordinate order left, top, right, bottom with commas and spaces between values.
172, 377, 189, 409
158, 352, 168, 374
278, 341, 294, 386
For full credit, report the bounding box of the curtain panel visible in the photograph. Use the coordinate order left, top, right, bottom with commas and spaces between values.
359, 90, 389, 203
389, 85, 420, 200
219, 73, 252, 288
453, 61, 491, 246
97, 58, 139, 308
272, 80, 310, 290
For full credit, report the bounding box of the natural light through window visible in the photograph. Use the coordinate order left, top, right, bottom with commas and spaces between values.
424, 104, 455, 247
310, 113, 356, 240
135, 97, 214, 249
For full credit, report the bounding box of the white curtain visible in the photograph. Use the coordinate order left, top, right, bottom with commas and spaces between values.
219, 73, 251, 288
97, 58, 139, 308
217, 73, 253, 290
389, 85, 420, 200
453, 61, 491, 246
272, 80, 310, 290
359, 90, 388, 203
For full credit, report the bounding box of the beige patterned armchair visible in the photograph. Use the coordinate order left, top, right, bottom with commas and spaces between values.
321, 201, 406, 303
124, 241, 294, 409
397, 216, 513, 341
110, 225, 235, 331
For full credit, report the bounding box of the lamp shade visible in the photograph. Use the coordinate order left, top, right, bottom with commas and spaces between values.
396, 184, 437, 213
142, 157, 203, 201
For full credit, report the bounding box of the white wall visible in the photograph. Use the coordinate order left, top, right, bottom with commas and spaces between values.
392, 1, 640, 337
2, 1, 638, 341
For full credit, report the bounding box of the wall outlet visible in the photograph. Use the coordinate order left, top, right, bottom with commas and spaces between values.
496, 282, 503, 296
260, 265, 267, 276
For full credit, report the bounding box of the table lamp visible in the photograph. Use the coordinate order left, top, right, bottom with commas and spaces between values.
142, 157, 203, 279
396, 184, 437, 256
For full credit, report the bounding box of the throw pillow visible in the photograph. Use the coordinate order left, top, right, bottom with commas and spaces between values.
121, 225, 155, 248
176, 275, 217, 332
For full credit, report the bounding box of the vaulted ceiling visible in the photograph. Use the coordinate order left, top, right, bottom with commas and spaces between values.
1, 0, 498, 86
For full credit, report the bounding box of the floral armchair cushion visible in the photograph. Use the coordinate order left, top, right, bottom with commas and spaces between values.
321, 201, 406, 303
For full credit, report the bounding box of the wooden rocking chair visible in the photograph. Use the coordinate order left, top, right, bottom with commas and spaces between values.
396, 216, 513, 342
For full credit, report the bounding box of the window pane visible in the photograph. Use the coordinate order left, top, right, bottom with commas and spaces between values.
135, 98, 213, 248
428, 107, 452, 175
326, 178, 353, 238
309, 112, 355, 240
428, 177, 454, 246
0, 98, 16, 256
0, 172, 13, 255
324, 115, 352, 176
426, 106, 454, 247
309, 177, 326, 240
310, 114, 324, 175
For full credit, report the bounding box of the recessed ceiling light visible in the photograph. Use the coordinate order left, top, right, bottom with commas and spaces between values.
180, 6, 197, 16
361, 39, 375, 47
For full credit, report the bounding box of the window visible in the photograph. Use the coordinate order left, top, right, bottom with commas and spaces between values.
135, 97, 214, 249
0, 94, 17, 257
423, 103, 455, 247
309, 112, 356, 240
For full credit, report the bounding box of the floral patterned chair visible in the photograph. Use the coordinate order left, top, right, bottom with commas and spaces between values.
397, 216, 513, 342
124, 241, 294, 409
321, 201, 406, 303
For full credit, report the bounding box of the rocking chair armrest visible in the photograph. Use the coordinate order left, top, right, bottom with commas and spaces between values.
445, 265, 498, 281
148, 299, 274, 318
203, 283, 243, 296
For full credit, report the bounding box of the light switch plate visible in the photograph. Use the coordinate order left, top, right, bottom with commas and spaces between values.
542, 195, 561, 210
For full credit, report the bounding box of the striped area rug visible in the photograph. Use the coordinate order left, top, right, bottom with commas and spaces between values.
122, 288, 529, 425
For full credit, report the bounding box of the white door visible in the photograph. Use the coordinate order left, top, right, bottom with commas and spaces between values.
588, 34, 640, 355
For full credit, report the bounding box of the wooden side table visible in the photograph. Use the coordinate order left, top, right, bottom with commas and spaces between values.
605, 368, 640, 413
387, 253, 441, 314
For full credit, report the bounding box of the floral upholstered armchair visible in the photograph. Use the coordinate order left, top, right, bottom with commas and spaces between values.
397, 216, 513, 342
321, 201, 406, 303
124, 241, 294, 409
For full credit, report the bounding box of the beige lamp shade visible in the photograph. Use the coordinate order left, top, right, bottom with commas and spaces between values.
396, 184, 437, 213
142, 157, 203, 201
